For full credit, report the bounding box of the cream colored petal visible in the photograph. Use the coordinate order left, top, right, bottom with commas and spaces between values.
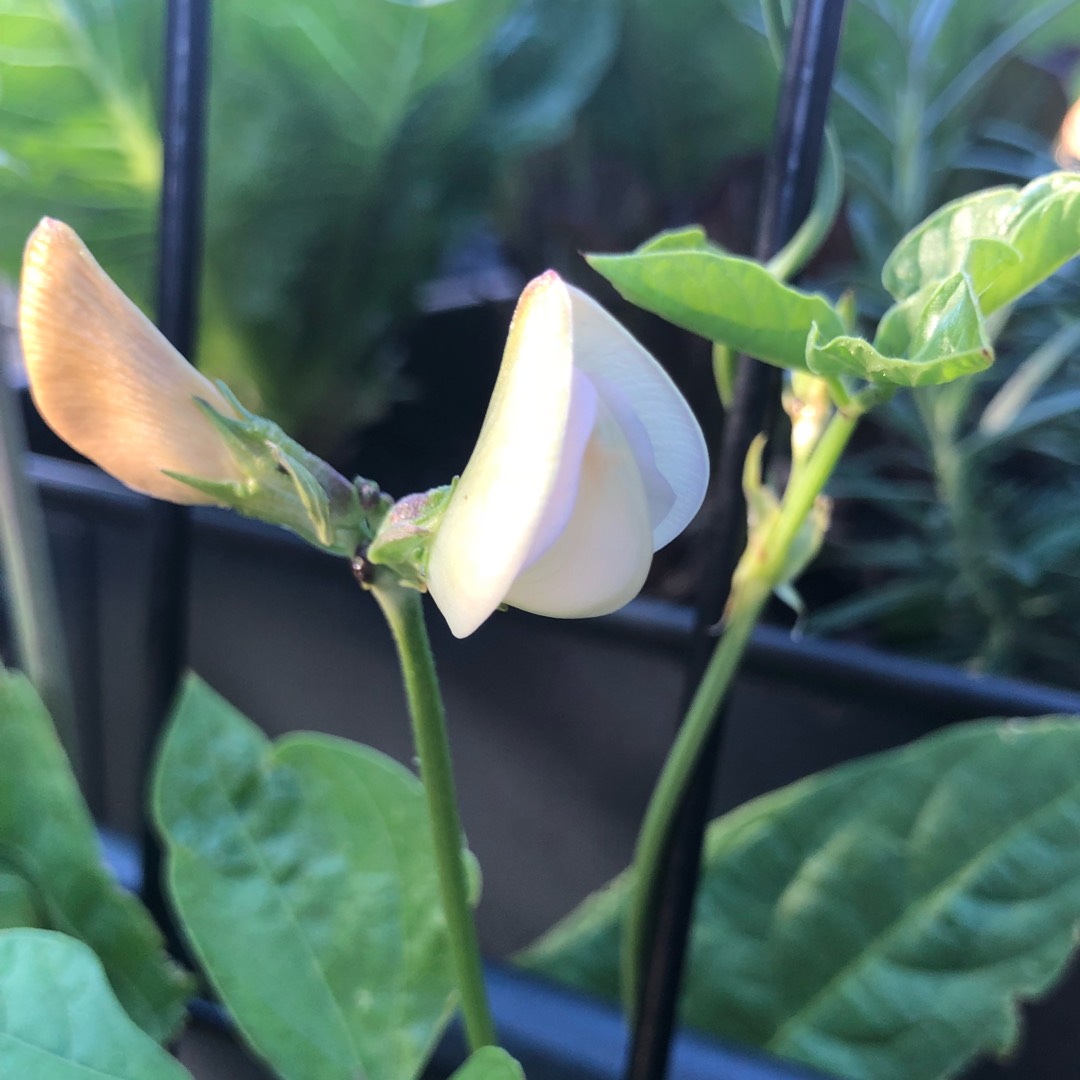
18, 218, 243, 504
427, 271, 580, 639
566, 284, 709, 548
505, 399, 653, 618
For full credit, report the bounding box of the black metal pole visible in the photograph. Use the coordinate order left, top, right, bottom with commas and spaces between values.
140, 0, 211, 932
624, 2, 847, 1078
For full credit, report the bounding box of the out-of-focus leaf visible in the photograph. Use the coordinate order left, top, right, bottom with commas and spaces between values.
449, 1048, 526, 1080
978, 321, 1080, 436
809, 274, 993, 387
589, 236, 845, 372
521, 717, 1080, 1080
610, 0, 778, 191
0, 930, 193, 1080
972, 388, 1080, 451
483, 0, 620, 152
0, 670, 191, 1043
153, 674, 467, 1080
201, 0, 514, 446
0, 0, 162, 299
224, 0, 513, 150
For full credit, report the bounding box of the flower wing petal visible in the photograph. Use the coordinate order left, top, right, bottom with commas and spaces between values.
566, 284, 709, 548
504, 399, 653, 618
427, 271, 577, 638
18, 219, 242, 504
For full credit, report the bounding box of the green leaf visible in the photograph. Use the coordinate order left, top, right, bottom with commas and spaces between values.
482, 0, 620, 152
978, 321, 1080, 437
0, 0, 162, 298
153, 674, 466, 1080
589, 236, 845, 372
0, 930, 194, 1080
200, 0, 514, 446
610, 0, 778, 191
637, 226, 713, 254
520, 717, 1080, 1080
881, 174, 1080, 314
881, 187, 1019, 300
449, 1047, 526, 1080
981, 172, 1080, 313
808, 274, 993, 387
0, 670, 191, 1043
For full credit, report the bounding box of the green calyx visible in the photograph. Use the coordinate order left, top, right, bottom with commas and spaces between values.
166, 383, 390, 557
365, 482, 457, 591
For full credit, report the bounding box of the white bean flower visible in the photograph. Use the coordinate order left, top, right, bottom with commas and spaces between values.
426, 271, 709, 638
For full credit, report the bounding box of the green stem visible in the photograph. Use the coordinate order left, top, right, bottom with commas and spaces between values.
622, 404, 861, 1012
0, 370, 80, 772
369, 576, 496, 1051
621, 576, 769, 1013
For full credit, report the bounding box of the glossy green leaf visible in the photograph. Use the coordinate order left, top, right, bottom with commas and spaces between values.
981, 172, 1080, 313
808, 274, 993, 387
881, 174, 1080, 314
520, 717, 1080, 1080
0, 670, 191, 1043
589, 237, 845, 372
153, 674, 465, 1080
881, 187, 1018, 300
0, 930, 193, 1080
449, 1047, 526, 1080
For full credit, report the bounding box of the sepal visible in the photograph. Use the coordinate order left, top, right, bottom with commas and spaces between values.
366, 483, 457, 590
167, 388, 379, 556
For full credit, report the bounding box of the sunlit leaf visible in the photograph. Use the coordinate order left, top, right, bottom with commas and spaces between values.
981, 172, 1080, 313
589, 234, 845, 372
809, 274, 993, 387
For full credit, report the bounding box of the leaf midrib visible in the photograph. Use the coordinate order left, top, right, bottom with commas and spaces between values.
187, 745, 364, 1074
766, 766, 1080, 1054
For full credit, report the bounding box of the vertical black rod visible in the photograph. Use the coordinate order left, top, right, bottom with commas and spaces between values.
140, 0, 211, 929
624, 2, 847, 1078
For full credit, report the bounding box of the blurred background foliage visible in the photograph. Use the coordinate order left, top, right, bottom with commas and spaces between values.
4, 0, 1080, 685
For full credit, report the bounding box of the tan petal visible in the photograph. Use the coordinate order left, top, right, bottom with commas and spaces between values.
18, 219, 243, 504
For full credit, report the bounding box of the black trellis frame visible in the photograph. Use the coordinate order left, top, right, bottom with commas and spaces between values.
139, 0, 211, 937
625, 2, 848, 1078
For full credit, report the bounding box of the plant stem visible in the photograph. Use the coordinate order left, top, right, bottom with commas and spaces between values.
622, 404, 861, 1011
621, 576, 769, 1011
370, 576, 496, 1051
0, 369, 80, 771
